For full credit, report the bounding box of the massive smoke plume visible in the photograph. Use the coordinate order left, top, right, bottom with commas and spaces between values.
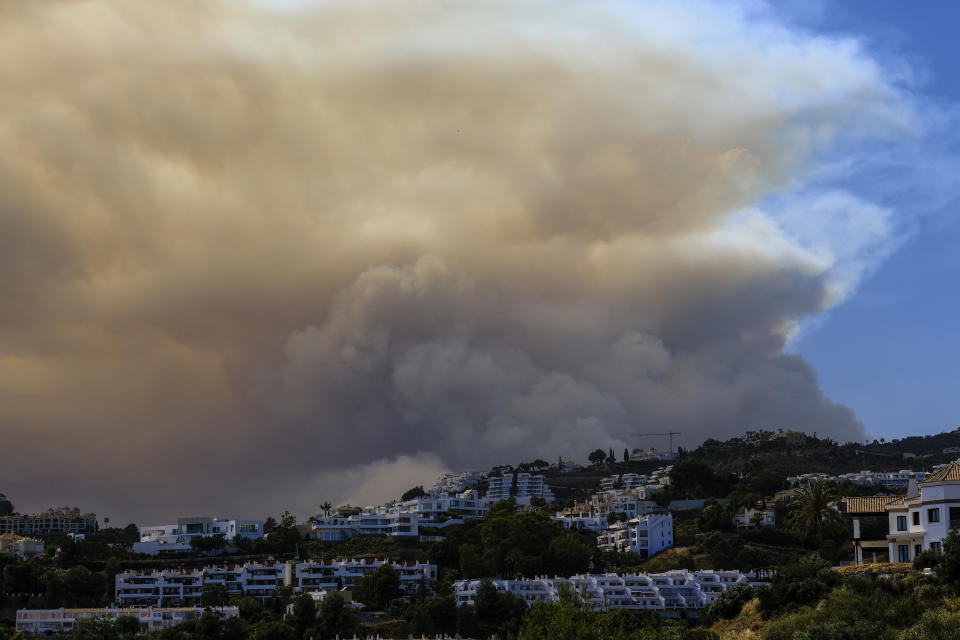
0, 0, 917, 521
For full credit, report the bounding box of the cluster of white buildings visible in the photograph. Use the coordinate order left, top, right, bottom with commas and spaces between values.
0, 533, 45, 560
0, 507, 98, 537
789, 469, 929, 489
133, 517, 264, 555
589, 467, 672, 518
16, 607, 239, 635
629, 449, 678, 463
597, 469, 671, 501
454, 570, 753, 617
115, 558, 438, 607
432, 471, 484, 494
310, 470, 560, 542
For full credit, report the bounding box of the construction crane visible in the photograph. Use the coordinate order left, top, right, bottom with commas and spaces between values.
633, 431, 682, 453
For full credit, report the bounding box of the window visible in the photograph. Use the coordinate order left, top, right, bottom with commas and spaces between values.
929, 508, 941, 523
932, 541, 943, 553
915, 544, 922, 557
898, 545, 909, 562
913, 512, 920, 526
897, 516, 907, 531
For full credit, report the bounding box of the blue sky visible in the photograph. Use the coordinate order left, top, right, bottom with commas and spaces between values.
788, 1, 960, 440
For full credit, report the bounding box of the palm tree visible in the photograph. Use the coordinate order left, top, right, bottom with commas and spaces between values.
788, 481, 844, 546
320, 501, 332, 517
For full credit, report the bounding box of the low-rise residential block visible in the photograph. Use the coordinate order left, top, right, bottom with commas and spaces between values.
16, 607, 238, 635
133, 517, 264, 555
0, 508, 97, 537
454, 570, 751, 617
294, 558, 437, 595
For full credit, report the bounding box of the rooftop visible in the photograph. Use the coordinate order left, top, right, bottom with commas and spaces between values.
919, 461, 960, 484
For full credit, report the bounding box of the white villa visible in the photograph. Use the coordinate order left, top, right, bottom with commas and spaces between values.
886, 461, 960, 563
133, 517, 264, 555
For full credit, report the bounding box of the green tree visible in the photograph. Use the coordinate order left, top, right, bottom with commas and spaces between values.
115, 615, 140, 638
588, 449, 607, 466
0, 494, 12, 516
623, 448, 630, 463
543, 535, 593, 577
939, 529, 960, 589
702, 583, 755, 624
787, 481, 844, 546
290, 592, 316, 638
314, 592, 357, 639
251, 620, 295, 640
757, 554, 840, 617
201, 584, 230, 607
352, 564, 401, 610
401, 486, 429, 501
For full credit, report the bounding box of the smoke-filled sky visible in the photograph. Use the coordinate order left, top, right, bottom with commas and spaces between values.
1, 0, 955, 524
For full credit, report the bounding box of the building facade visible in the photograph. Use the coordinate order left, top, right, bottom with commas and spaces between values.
0, 508, 97, 537
596, 513, 674, 559
16, 607, 238, 634
294, 558, 437, 595
114, 569, 204, 608
133, 517, 263, 555
886, 462, 960, 563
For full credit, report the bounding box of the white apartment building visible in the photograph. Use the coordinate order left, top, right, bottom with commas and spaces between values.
600, 474, 653, 492
483, 474, 555, 505
134, 517, 264, 555
115, 569, 204, 607
516, 473, 555, 503
294, 559, 437, 595
311, 507, 420, 542
597, 513, 674, 559
116, 561, 291, 606
454, 570, 750, 617
0, 508, 97, 536
16, 607, 238, 635
400, 493, 488, 521
311, 492, 488, 542
887, 462, 960, 562
485, 475, 512, 502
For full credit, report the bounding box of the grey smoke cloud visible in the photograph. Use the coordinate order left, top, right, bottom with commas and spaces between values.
0, 0, 916, 521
